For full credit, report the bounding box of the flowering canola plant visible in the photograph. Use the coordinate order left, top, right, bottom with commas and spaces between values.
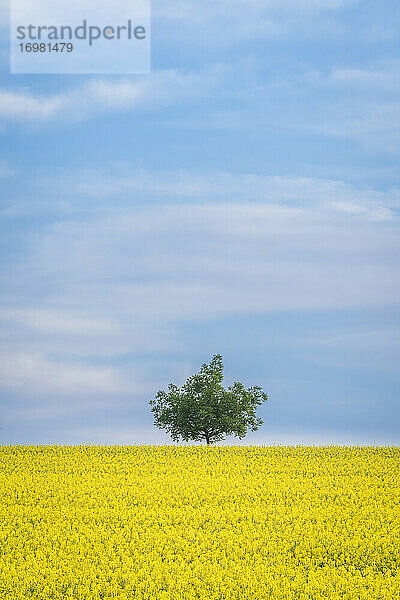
0, 445, 399, 599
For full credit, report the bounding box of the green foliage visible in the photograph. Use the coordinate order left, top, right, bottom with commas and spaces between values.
149, 354, 268, 444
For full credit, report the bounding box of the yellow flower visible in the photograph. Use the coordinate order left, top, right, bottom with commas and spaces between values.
0, 445, 399, 599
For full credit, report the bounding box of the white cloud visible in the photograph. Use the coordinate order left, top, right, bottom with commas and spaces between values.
0, 306, 183, 358
3, 308, 116, 335
0, 88, 73, 121
0, 342, 158, 425
330, 66, 398, 89
0, 66, 228, 124
61, 168, 399, 220
0, 352, 129, 397
0, 57, 397, 161
2, 176, 398, 323
316, 101, 400, 153
1, 169, 398, 415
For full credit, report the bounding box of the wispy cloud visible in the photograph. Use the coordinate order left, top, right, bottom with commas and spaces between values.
0, 346, 158, 426
0, 306, 182, 357
2, 308, 118, 336
52, 167, 400, 219
0, 351, 129, 397
1, 167, 398, 434
2, 171, 399, 320
329, 65, 399, 89
0, 56, 398, 161
0, 66, 228, 124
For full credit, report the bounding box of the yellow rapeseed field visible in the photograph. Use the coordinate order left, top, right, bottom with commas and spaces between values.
0, 445, 399, 599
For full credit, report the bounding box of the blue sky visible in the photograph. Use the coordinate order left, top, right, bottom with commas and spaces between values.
0, 0, 399, 444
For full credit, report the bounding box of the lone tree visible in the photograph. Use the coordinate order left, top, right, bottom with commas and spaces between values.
150, 354, 268, 445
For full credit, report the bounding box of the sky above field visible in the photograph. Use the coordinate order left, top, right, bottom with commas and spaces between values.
0, 0, 399, 445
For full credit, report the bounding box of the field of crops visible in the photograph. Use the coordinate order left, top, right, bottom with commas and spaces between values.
0, 446, 399, 599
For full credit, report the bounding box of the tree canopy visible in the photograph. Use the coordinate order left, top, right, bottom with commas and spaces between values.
149, 354, 268, 445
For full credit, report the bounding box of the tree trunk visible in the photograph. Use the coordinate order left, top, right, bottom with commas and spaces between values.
205, 433, 210, 445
